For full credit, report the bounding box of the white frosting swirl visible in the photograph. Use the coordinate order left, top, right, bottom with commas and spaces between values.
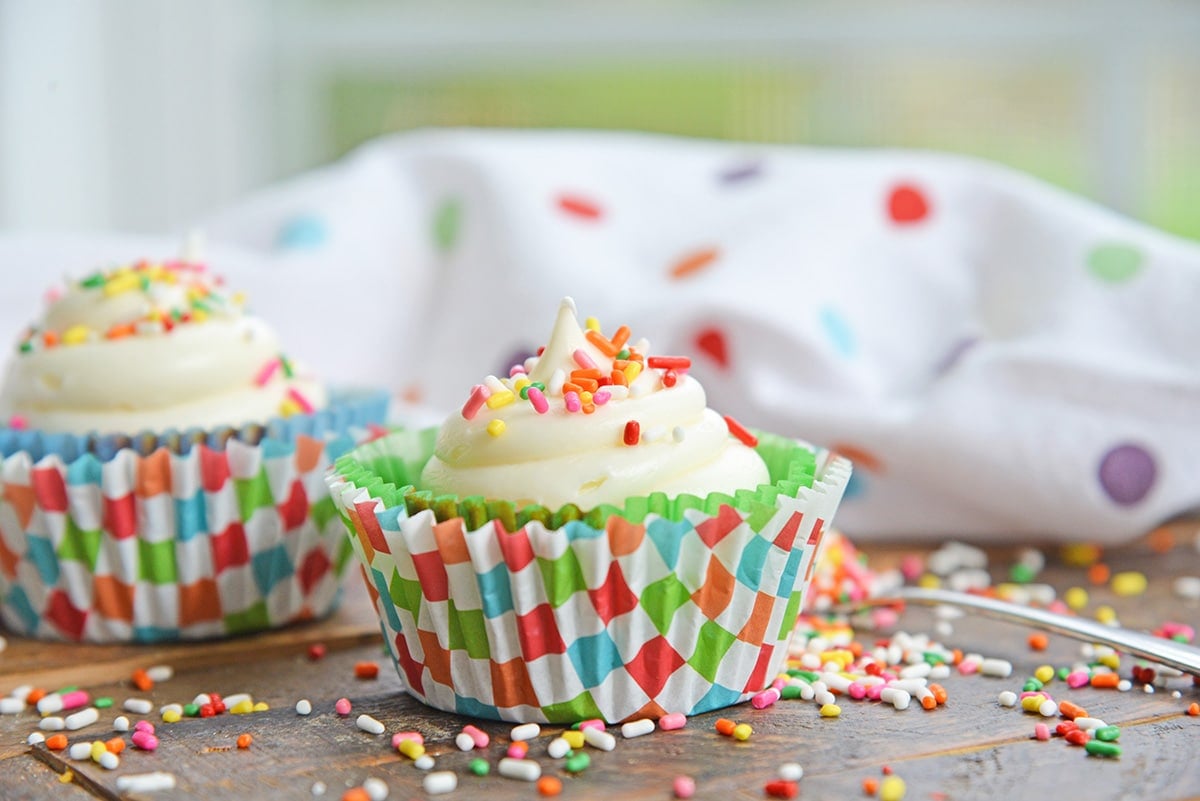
420, 299, 768, 509
0, 262, 326, 435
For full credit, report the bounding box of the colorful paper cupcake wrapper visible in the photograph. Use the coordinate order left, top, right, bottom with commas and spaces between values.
328, 428, 851, 724
0, 390, 391, 642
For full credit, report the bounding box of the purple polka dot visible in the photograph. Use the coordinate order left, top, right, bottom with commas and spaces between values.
934, 336, 978, 375
718, 160, 764, 185
1098, 443, 1157, 506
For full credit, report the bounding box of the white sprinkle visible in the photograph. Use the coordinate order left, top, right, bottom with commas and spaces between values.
814, 690, 836, 707
192, 693, 211, 707
65, 707, 100, 731
124, 698, 153, 715
1074, 717, 1106, 731
548, 368, 566, 396
356, 715, 385, 735
643, 426, 665, 443
1143, 684, 1155, 694
222, 693, 252, 708
423, 771, 458, 794
113, 716, 130, 732
498, 757, 542, 781
159, 703, 183, 718
37, 695, 65, 714
583, 726, 616, 751
887, 679, 929, 695
880, 687, 911, 710
0, 697, 25, 714
820, 672, 853, 692
484, 374, 506, 394
0, 635, 5, 653
934, 620, 954, 638
998, 691, 1018, 707
145, 665, 173, 682
980, 658, 1013, 678
39, 717, 65, 731
779, 763, 804, 781
27, 732, 44, 745
606, 385, 629, 401
672, 426, 685, 442
929, 664, 951, 679
1175, 576, 1200, 601
947, 568, 991, 593
69, 743, 93, 760
455, 732, 475, 751
413, 755, 435, 771
899, 662, 932, 679
510, 723, 540, 742
9, 685, 32, 702
116, 773, 177, 793
296, 699, 312, 716
98, 751, 120, 770
311, 782, 327, 796
621, 719, 655, 739
1038, 699, 1058, 717
547, 737, 571, 758
363, 777, 389, 800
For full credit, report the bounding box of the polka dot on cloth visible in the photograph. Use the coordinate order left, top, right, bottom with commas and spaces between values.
818, 306, 856, 357
693, 327, 729, 369
1086, 243, 1144, 283
432, 198, 462, 253
887, 183, 930, 224
669, 246, 720, 280
1097, 443, 1157, 506
556, 193, 604, 220
717, 160, 763, 185
276, 214, 328, 250
934, 337, 979, 375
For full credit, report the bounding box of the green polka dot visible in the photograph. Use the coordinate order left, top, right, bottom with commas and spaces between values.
1086, 243, 1143, 283
433, 198, 462, 253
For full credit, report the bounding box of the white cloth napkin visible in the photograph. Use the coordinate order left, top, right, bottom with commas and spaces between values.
4, 129, 1199, 544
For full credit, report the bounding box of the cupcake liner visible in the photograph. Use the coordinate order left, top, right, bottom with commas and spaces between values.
0, 389, 390, 642
328, 427, 851, 724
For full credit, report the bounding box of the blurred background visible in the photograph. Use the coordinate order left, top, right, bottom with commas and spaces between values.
1, 0, 1197, 240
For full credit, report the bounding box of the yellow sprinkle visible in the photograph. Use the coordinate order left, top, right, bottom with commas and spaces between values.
562, 730, 585, 749
1064, 586, 1089, 611
585, 316, 601, 332
1095, 605, 1117, 624
1061, 543, 1102, 567
103, 272, 140, 297
1098, 652, 1120, 670
1021, 695, 1045, 712
232, 291, 246, 306
191, 309, 208, 323
1034, 665, 1055, 684
398, 739, 425, 759
279, 399, 302, 418
61, 324, 91, 345
485, 390, 515, 409
162, 709, 181, 723
1110, 571, 1147, 597
512, 377, 530, 394
230, 700, 254, 715
819, 703, 841, 718
623, 362, 642, 383
917, 573, 941, 589
486, 419, 506, 437
90, 740, 107, 761
732, 723, 753, 740
252, 702, 269, 712
880, 776, 907, 801
579, 391, 593, 404
59, 770, 73, 784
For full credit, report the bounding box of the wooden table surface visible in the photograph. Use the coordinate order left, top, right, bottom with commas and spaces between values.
3, 524, 1199, 801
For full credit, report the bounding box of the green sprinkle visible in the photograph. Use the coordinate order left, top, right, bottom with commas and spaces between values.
183, 703, 200, 717
170, 308, 182, 322
93, 697, 113, 709
923, 651, 947, 666
565, 753, 590, 773
81, 273, 105, 289
616, 349, 630, 360
140, 275, 151, 291
191, 300, 210, 313
468, 758, 489, 776
19, 341, 33, 353
519, 386, 530, 399
1023, 679, 1044, 692
1084, 740, 1122, 758
1057, 667, 1071, 681
787, 669, 819, 682
54, 686, 77, 694
781, 685, 805, 700
1010, 563, 1036, 584
1095, 725, 1121, 742
280, 355, 294, 378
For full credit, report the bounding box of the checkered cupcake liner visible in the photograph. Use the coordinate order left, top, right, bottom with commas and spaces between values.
328, 427, 851, 724
0, 389, 390, 642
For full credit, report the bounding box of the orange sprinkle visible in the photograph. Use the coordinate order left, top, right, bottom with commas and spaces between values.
582, 402, 595, 415
573, 377, 599, 392
1059, 701, 1088, 720
105, 737, 125, 754
611, 325, 631, 349
237, 733, 253, 749
562, 382, 582, 395
1147, 526, 1176, 553
354, 661, 379, 680
106, 323, 136, 340
1028, 633, 1049, 651
929, 683, 948, 705
1090, 673, 1120, 689
1187, 702, 1199, 716
951, 649, 964, 666
669, 246, 720, 279
537, 776, 563, 796
921, 694, 937, 710
45, 734, 68, 751
715, 718, 736, 736
42, 331, 59, 348
585, 330, 619, 357
132, 668, 154, 692
570, 368, 603, 380
1088, 563, 1111, 585
26, 688, 47, 705
342, 790, 370, 801
609, 370, 628, 387
863, 777, 879, 795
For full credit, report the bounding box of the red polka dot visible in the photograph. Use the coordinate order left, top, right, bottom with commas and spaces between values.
556, 194, 603, 220
694, 327, 729, 369
887, 184, 930, 224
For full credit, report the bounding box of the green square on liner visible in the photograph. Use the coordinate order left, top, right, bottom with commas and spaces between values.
234, 471, 275, 523
224, 601, 270, 634
639, 573, 691, 636
138, 539, 177, 584
537, 551, 587, 608
389, 569, 423, 618
541, 690, 603, 722
334, 537, 354, 575
688, 619, 737, 681
310, 496, 338, 531
447, 601, 490, 660
57, 518, 102, 569
777, 590, 804, 639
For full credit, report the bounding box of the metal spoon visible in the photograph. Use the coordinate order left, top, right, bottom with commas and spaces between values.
867, 586, 1200, 677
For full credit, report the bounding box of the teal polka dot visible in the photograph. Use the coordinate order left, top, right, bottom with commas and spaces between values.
1086, 243, 1144, 283
433, 198, 462, 253
819, 306, 856, 357
276, 215, 328, 250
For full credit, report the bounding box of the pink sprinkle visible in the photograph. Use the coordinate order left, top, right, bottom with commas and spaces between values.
958, 659, 979, 675
254, 358, 281, 386
870, 608, 899, 629
847, 682, 867, 700
506, 743, 526, 759
131, 731, 158, 751
658, 713, 687, 731
673, 776, 696, 799
771, 677, 787, 691
527, 386, 549, 414
865, 685, 884, 701
287, 387, 315, 414
58, 690, 89, 711
1020, 691, 1051, 700
592, 390, 611, 406
7, 414, 28, 430
578, 719, 605, 732
461, 385, 489, 420
1034, 723, 1051, 741
751, 688, 780, 709
899, 555, 924, 581
462, 724, 489, 748
134, 721, 155, 734
392, 731, 424, 747
564, 391, 581, 413
572, 348, 597, 370
1066, 671, 1090, 689
509, 365, 527, 378
334, 698, 352, 716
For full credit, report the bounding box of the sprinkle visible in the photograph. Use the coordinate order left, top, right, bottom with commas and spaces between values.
624, 420, 641, 445
659, 712, 687, 731
511, 722, 540, 741
564, 391, 581, 413
779, 763, 804, 781
6, 414, 27, 430
308, 644, 327, 660
255, 358, 282, 386
585, 330, 619, 357
131, 669, 154, 692
819, 703, 842, 718
486, 389, 515, 409
236, 733, 253, 749
424, 772, 458, 795
45, 734, 68, 751
583, 726, 616, 751
1111, 571, 1148, 596
662, 369, 678, 387
537, 776, 563, 796
724, 415, 758, 447
648, 356, 691, 370
507, 742, 529, 759
356, 715, 385, 735
673, 776, 696, 798
715, 718, 736, 736
62, 324, 91, 345
65, 708, 100, 730
623, 361, 643, 383
621, 719, 655, 738
469, 758, 490, 776
764, 780, 799, 799
116, 773, 177, 793
398, 739, 426, 760
879, 776, 907, 801
499, 757, 542, 781
1084, 740, 1122, 758
592, 389, 611, 405
732, 723, 753, 740
392, 732, 424, 746
131, 730, 159, 751
584, 316, 601, 332
334, 698, 352, 716
462, 724, 489, 748
354, 661, 379, 679
561, 730, 585, 749
113, 716, 130, 731
669, 246, 720, 279
547, 737, 571, 758
462, 385, 489, 420
296, 699, 312, 715
564, 752, 590, 773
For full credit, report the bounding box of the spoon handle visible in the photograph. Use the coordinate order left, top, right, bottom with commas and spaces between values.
875, 586, 1200, 677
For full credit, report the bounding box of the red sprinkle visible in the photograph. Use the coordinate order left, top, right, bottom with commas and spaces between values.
354, 661, 379, 680
461, 385, 489, 421
647, 356, 691, 370
662, 369, 678, 388
308, 643, 327, 661
764, 780, 799, 799
624, 421, 641, 446
557, 194, 603, 220
724, 415, 758, 447
237, 733, 253, 749
1065, 729, 1090, 746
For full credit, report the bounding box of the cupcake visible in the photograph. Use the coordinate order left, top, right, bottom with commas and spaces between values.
0, 259, 389, 642
328, 299, 850, 723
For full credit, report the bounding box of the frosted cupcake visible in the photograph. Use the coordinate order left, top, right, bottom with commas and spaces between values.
329, 299, 850, 723
0, 259, 388, 641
